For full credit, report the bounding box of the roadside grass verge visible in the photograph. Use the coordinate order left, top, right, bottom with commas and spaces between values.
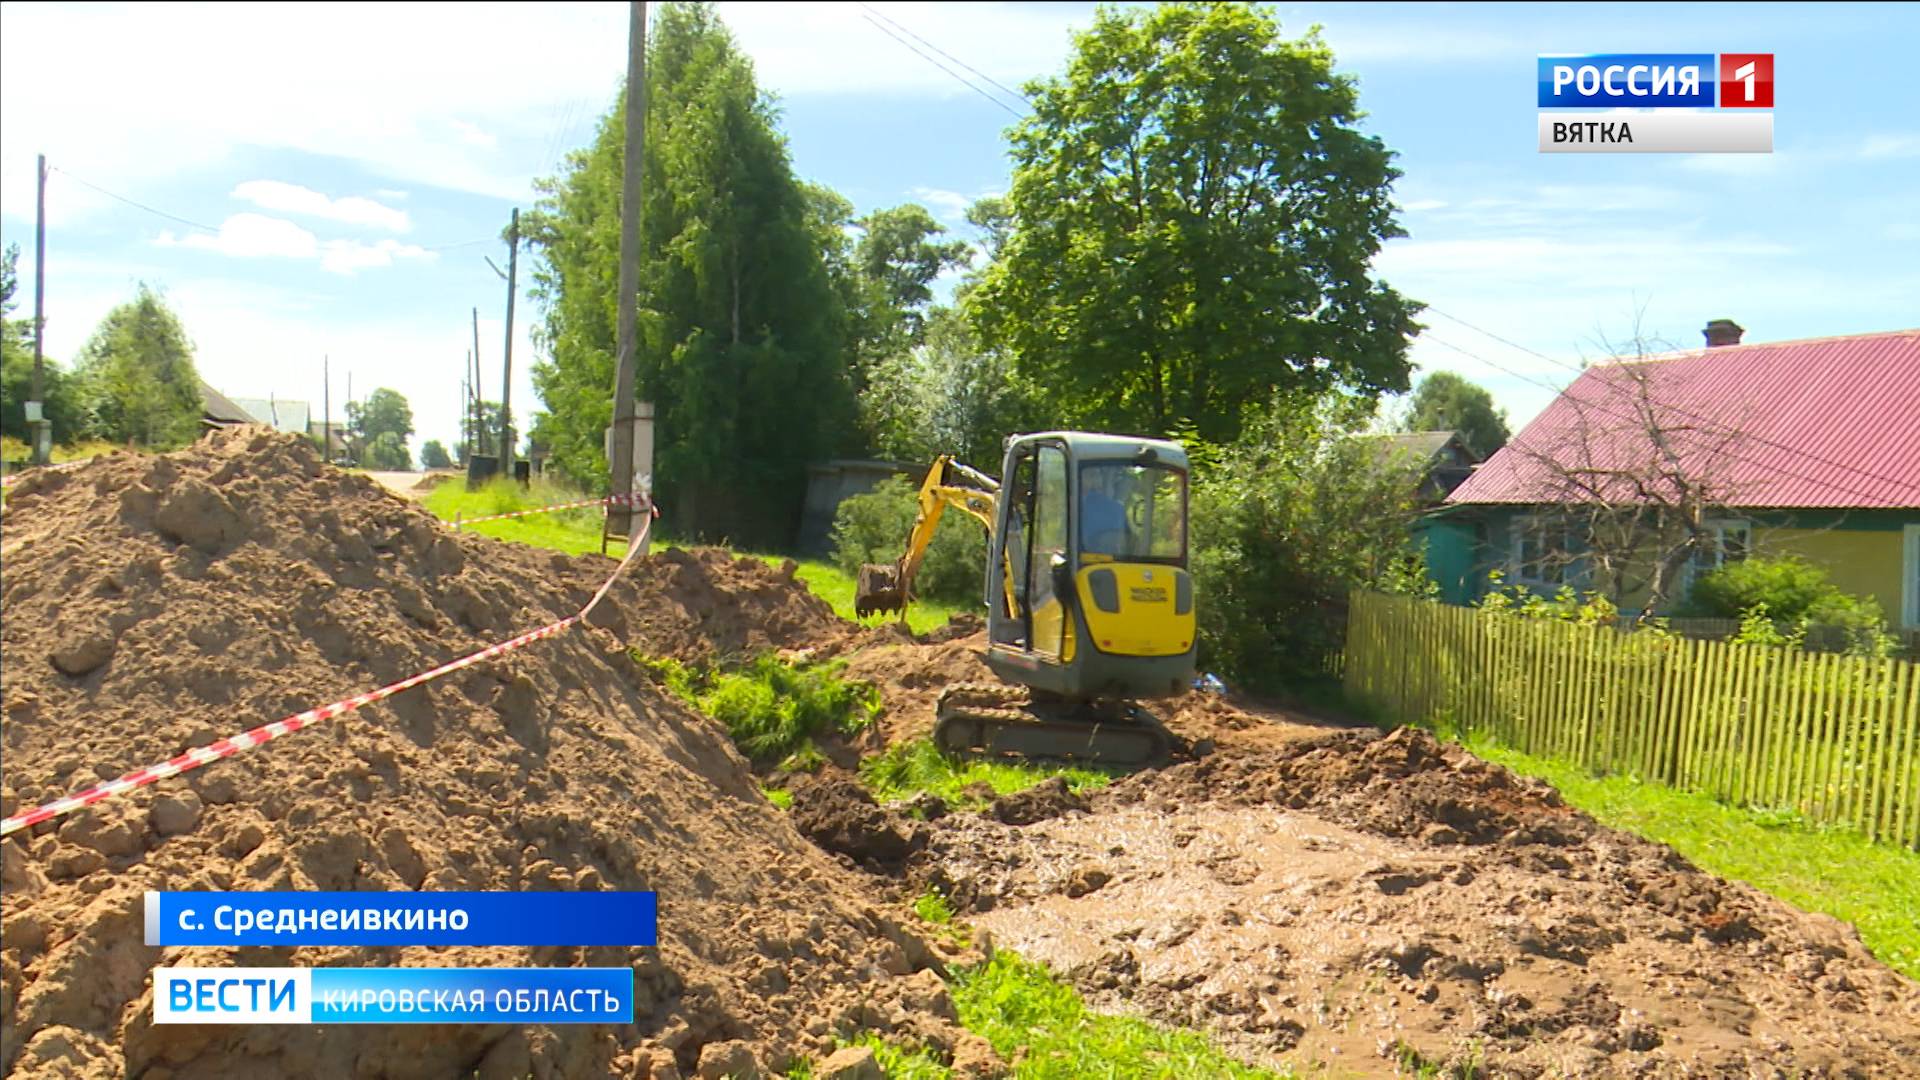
422, 476, 647, 557
861, 739, 1117, 810
1465, 736, 1920, 980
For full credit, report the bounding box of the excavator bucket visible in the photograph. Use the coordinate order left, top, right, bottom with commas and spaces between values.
855, 563, 908, 618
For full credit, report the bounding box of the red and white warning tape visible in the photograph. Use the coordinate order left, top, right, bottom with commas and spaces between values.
452, 492, 647, 529
0, 505, 657, 838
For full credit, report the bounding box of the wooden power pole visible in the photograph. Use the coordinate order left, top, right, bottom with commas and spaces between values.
470, 307, 485, 455
499, 208, 519, 477
609, 0, 649, 535
322, 355, 331, 462
30, 154, 49, 464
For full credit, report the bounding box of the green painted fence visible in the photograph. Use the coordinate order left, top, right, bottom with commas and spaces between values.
1343, 591, 1920, 849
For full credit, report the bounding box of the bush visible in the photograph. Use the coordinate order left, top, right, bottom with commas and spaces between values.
1188, 395, 1428, 692
1680, 556, 1893, 655
830, 474, 988, 606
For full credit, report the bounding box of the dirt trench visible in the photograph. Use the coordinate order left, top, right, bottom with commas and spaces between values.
837, 631, 1920, 1078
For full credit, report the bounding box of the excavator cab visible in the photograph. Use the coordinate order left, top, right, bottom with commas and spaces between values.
981, 432, 1196, 703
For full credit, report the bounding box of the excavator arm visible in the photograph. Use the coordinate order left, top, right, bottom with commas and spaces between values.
854, 455, 1001, 618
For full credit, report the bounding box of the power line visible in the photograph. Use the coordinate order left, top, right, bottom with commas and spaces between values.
1424, 333, 1902, 508
856, 2, 1032, 112
50, 167, 221, 233
1426, 305, 1920, 498
858, 12, 1025, 120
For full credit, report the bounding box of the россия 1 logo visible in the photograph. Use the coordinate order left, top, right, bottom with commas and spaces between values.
1537, 53, 1773, 154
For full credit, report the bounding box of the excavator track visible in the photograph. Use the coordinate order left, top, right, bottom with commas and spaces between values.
933, 682, 1172, 768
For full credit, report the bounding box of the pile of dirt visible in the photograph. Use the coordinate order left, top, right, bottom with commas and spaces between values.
918, 726, 1920, 1077
0, 429, 958, 1079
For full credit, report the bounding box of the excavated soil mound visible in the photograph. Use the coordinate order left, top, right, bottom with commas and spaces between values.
0, 429, 950, 1079
921, 726, 1920, 1077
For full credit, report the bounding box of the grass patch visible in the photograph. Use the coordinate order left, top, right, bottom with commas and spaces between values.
912, 888, 956, 926
637, 653, 881, 766
422, 476, 648, 557
738, 552, 970, 636
1464, 736, 1920, 980
786, 952, 1283, 1079
762, 786, 793, 810
861, 739, 1117, 810
951, 951, 1286, 1079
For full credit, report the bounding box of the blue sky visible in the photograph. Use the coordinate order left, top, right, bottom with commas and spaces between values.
2, 1, 1915, 458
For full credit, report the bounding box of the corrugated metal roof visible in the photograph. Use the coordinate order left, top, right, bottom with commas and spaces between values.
1447, 328, 1920, 509
199, 381, 256, 426
1364, 431, 1477, 467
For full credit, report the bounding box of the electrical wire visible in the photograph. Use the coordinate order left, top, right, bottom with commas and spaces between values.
856, 2, 1032, 112
50, 167, 221, 234
1426, 305, 1920, 498
857, 12, 1025, 120
1423, 333, 1903, 508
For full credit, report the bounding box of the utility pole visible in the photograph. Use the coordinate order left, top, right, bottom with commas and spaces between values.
470, 307, 485, 455
499, 209, 518, 479
322, 354, 331, 463
609, 0, 649, 536
29, 154, 50, 464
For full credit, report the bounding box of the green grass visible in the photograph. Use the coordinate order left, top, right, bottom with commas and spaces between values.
739, 552, 971, 636
861, 739, 1117, 810
421, 476, 649, 557
762, 786, 793, 810
785, 952, 1285, 1080
951, 952, 1286, 1079
637, 652, 881, 766
1465, 736, 1920, 980
913, 888, 957, 926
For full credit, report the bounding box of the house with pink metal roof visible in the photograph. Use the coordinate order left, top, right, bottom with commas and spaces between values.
1421, 323, 1920, 631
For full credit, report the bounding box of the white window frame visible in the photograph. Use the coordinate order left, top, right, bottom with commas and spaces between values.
1510, 514, 1573, 589
1685, 517, 1752, 592
1904, 524, 1920, 630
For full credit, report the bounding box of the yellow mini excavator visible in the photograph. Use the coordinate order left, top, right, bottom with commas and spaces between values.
855, 431, 1196, 766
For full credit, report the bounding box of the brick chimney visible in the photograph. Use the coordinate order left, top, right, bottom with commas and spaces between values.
1704, 318, 1745, 347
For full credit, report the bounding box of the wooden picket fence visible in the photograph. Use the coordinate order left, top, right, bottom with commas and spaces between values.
1343, 591, 1920, 849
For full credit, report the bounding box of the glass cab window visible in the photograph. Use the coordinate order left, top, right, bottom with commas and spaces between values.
1079, 462, 1186, 562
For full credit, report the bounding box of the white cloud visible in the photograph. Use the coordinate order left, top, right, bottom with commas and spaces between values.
153, 213, 432, 276
1860, 133, 1920, 160
319, 238, 433, 276
450, 120, 498, 150
232, 180, 412, 232
375, 189, 410, 201
158, 213, 319, 260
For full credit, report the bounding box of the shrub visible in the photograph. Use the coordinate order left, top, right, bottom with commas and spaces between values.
1680, 556, 1893, 656
830, 474, 988, 606
1188, 394, 1428, 692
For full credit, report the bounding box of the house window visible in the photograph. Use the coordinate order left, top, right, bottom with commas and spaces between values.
1904, 524, 1920, 630
1686, 518, 1751, 589
1512, 516, 1574, 587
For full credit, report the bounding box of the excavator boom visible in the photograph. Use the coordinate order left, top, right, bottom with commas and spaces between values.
853, 456, 1000, 618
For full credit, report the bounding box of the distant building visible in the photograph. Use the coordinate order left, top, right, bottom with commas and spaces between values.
1361, 430, 1480, 504
230, 397, 312, 438
198, 383, 346, 460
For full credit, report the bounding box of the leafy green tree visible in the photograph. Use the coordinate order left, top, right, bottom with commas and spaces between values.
964, 196, 1013, 263
526, 1, 855, 545
861, 304, 1041, 468
346, 387, 414, 447
855, 204, 971, 343
1189, 393, 1428, 690
72, 285, 204, 448
974, 2, 1420, 443
1399, 371, 1510, 457
1, 245, 85, 446
419, 439, 452, 469
363, 430, 411, 471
